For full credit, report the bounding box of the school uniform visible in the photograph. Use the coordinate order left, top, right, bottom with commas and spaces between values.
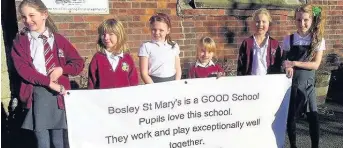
11, 29, 84, 148
188, 60, 224, 78
87, 51, 139, 89
237, 35, 283, 75
138, 40, 180, 83
282, 33, 326, 148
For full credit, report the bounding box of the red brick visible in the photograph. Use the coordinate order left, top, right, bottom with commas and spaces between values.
57, 23, 69, 29
74, 16, 84, 22
84, 16, 104, 22
70, 23, 89, 29
181, 22, 194, 27
75, 30, 86, 36
128, 22, 145, 27
127, 9, 146, 15
59, 30, 75, 36
132, 3, 141, 8
111, 2, 131, 8
141, 2, 157, 8
167, 3, 176, 8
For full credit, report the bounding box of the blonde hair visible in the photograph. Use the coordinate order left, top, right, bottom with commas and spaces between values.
295, 4, 326, 61
198, 37, 217, 53
19, 0, 58, 33
252, 8, 272, 23
97, 19, 129, 53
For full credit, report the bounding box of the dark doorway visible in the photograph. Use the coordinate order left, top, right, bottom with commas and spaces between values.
1, 1, 36, 148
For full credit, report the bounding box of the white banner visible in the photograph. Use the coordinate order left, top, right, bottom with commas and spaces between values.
65, 74, 291, 148
42, 0, 109, 14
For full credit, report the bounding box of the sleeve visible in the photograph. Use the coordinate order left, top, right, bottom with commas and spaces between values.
273, 42, 284, 73
173, 43, 181, 56
217, 64, 225, 73
11, 39, 50, 86
188, 66, 195, 78
60, 35, 85, 76
138, 43, 149, 57
128, 55, 139, 86
281, 36, 291, 52
237, 40, 247, 76
87, 55, 98, 89
316, 38, 326, 51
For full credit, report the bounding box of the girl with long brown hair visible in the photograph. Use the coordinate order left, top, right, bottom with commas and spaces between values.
282, 4, 326, 148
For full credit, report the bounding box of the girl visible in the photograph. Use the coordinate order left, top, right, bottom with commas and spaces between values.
88, 19, 139, 89
282, 4, 326, 148
11, 0, 84, 147
189, 37, 224, 78
138, 13, 182, 83
237, 8, 283, 76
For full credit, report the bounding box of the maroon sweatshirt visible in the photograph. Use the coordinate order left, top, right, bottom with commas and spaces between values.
87, 52, 139, 89
11, 32, 84, 109
188, 64, 224, 78
237, 36, 284, 76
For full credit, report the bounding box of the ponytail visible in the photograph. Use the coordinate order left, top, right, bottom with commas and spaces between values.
307, 5, 326, 61
46, 15, 58, 33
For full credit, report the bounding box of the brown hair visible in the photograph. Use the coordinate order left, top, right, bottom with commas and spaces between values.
295, 4, 326, 61
97, 18, 129, 54
19, 0, 58, 33
149, 13, 175, 48
198, 37, 217, 53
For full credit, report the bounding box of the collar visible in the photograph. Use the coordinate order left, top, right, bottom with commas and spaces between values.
29, 28, 52, 40
151, 40, 168, 46
295, 32, 311, 39
195, 60, 215, 68
104, 50, 124, 59
253, 34, 270, 48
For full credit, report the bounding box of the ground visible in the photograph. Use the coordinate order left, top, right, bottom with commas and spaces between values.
284, 100, 343, 148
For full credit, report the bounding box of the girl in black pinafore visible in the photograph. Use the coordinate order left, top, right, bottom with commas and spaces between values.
282, 4, 326, 148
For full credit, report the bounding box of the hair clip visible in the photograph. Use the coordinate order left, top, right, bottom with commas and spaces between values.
312, 6, 321, 17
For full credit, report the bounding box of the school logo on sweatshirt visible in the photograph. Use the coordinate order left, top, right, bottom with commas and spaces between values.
122, 62, 129, 72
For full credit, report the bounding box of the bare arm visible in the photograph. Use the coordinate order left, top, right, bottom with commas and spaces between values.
175, 56, 182, 80
286, 50, 323, 70
139, 56, 154, 84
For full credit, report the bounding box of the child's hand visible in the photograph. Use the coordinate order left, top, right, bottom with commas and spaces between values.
285, 67, 293, 78
48, 67, 63, 82
216, 72, 225, 79
49, 81, 66, 95
283, 60, 294, 68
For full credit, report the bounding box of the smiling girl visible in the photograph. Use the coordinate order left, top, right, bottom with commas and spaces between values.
237, 8, 283, 76
188, 37, 224, 78
282, 4, 326, 148
88, 18, 139, 89
138, 13, 182, 83
11, 0, 84, 147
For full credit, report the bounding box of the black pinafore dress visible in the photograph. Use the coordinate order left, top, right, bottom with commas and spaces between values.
287, 34, 318, 118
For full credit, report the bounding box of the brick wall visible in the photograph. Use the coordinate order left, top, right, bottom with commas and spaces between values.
14, 0, 343, 88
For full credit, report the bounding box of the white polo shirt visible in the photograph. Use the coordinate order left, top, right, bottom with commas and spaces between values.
28, 29, 54, 76
104, 50, 123, 71
138, 40, 180, 77
282, 33, 326, 51
251, 35, 269, 75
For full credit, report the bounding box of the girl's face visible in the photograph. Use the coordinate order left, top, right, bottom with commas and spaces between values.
197, 46, 214, 64
150, 21, 170, 42
295, 12, 313, 35
20, 5, 47, 33
254, 14, 270, 35
101, 32, 118, 51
